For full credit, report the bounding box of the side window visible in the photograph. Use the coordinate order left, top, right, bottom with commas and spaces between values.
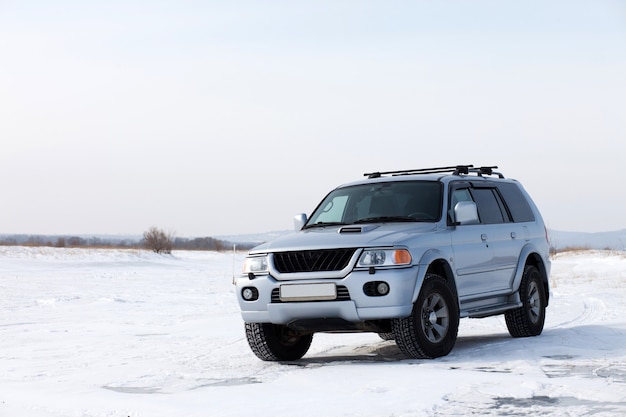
497, 183, 535, 223
448, 187, 473, 224
472, 188, 506, 224
451, 188, 473, 208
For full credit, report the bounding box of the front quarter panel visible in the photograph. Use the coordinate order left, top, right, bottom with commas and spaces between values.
412, 247, 456, 303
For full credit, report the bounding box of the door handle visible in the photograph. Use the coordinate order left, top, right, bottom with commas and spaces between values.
481, 234, 488, 241
511, 232, 517, 239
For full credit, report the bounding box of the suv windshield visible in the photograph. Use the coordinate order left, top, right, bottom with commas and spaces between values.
305, 181, 442, 228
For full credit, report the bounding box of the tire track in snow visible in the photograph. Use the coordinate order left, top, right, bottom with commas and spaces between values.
550, 296, 606, 329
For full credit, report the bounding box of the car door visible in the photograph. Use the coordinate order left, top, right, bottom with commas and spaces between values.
449, 184, 497, 298
493, 181, 539, 289
469, 183, 517, 292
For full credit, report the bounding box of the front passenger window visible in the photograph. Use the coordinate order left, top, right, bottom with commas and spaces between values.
472, 188, 505, 224
449, 189, 473, 224
451, 189, 473, 207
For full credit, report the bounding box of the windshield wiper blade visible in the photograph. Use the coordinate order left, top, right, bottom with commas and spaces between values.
303, 222, 348, 229
353, 216, 416, 224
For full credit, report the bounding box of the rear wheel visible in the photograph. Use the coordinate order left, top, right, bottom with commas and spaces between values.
245, 322, 313, 361
505, 265, 546, 337
392, 274, 459, 359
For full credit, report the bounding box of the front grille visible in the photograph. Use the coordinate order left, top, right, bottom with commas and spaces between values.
271, 286, 351, 303
272, 248, 356, 273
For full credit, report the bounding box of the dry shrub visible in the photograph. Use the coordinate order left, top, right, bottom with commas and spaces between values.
143, 227, 175, 254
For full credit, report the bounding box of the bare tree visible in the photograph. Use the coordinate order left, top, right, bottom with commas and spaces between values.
143, 227, 175, 254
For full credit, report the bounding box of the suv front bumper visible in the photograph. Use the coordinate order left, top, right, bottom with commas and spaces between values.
235, 266, 421, 324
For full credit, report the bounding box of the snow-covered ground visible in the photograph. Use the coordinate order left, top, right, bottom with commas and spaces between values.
1, 246, 625, 416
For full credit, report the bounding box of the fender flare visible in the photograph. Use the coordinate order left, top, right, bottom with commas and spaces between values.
512, 243, 551, 305
411, 248, 457, 305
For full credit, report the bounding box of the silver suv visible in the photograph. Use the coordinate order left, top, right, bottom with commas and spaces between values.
235, 165, 551, 361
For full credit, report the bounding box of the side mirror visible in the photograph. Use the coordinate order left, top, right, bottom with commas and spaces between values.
294, 213, 307, 231
454, 201, 479, 225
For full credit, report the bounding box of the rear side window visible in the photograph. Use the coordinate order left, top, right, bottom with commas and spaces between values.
497, 183, 535, 223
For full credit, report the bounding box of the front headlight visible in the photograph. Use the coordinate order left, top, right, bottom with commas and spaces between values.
358, 248, 412, 267
243, 255, 269, 275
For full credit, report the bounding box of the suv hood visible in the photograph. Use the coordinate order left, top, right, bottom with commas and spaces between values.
249, 223, 438, 254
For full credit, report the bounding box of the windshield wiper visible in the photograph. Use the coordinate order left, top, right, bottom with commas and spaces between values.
353, 216, 417, 224
303, 221, 348, 229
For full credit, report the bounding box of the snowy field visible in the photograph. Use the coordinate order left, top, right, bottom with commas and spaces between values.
1, 246, 625, 417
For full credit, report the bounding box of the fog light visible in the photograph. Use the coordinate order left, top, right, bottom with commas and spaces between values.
363, 281, 390, 297
242, 287, 259, 301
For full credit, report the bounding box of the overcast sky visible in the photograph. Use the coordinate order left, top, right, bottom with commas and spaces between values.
1, 1, 625, 238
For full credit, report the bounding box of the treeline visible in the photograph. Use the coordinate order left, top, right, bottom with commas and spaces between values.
0, 234, 257, 252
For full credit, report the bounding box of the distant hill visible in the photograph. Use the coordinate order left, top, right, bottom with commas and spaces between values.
0, 233, 254, 251
216, 230, 292, 246
3, 229, 625, 252
549, 229, 626, 251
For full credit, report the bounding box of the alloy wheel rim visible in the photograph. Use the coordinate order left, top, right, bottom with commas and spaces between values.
420, 293, 450, 343
527, 281, 541, 324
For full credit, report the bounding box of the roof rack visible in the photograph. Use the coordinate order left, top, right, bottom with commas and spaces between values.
364, 165, 504, 179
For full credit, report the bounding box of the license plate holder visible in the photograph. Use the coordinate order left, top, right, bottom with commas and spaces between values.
279, 283, 337, 302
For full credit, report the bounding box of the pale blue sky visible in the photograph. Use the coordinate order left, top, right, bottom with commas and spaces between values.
1, 1, 625, 237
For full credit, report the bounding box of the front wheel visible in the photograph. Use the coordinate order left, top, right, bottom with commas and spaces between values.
505, 265, 546, 337
378, 332, 395, 341
245, 322, 313, 361
392, 274, 459, 359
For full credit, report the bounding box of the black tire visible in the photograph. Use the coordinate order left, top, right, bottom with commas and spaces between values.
378, 332, 395, 341
505, 265, 546, 337
245, 322, 313, 361
392, 273, 459, 359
